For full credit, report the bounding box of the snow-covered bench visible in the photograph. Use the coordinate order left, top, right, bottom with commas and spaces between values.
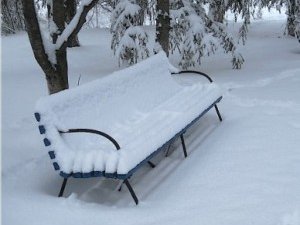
34, 52, 223, 205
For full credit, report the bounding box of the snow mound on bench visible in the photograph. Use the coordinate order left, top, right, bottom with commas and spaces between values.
35, 52, 222, 175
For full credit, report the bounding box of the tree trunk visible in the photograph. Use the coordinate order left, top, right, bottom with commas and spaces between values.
45, 70, 69, 94
296, 0, 300, 41
287, 0, 296, 36
50, 0, 69, 93
65, 0, 80, 47
2, 0, 25, 34
23, 0, 69, 94
1, 0, 15, 34
156, 0, 170, 56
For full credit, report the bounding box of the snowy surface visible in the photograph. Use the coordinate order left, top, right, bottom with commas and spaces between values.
2, 18, 300, 225
35, 52, 221, 175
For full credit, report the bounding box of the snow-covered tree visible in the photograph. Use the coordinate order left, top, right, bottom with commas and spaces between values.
110, 0, 244, 69
110, 0, 150, 65
225, 0, 256, 45
170, 0, 244, 69
22, 0, 100, 94
294, 0, 300, 41
209, 0, 226, 23
259, 0, 299, 37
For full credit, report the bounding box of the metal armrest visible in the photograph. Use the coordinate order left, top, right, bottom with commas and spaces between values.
59, 128, 121, 150
171, 70, 214, 83
172, 70, 222, 122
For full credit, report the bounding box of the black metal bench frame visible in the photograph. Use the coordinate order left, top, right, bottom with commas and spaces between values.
35, 70, 222, 205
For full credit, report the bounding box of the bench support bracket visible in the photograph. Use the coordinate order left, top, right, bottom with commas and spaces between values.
180, 134, 188, 158
58, 178, 68, 197
147, 161, 156, 168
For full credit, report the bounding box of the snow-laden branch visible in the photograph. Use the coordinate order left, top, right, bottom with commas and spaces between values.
22, 0, 56, 75
110, 0, 149, 66
55, 0, 99, 50
170, 0, 244, 69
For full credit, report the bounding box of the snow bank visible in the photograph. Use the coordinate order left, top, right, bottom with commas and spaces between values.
35, 52, 222, 176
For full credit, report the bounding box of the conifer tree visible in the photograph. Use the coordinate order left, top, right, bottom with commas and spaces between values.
110, 0, 149, 65
295, 0, 300, 41
169, 0, 244, 69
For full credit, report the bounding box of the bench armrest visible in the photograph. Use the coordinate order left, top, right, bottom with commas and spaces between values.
172, 70, 214, 83
59, 128, 121, 150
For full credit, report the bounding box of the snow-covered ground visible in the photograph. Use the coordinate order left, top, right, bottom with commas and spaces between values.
2, 17, 300, 225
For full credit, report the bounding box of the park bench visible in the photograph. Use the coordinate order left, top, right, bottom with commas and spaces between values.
34, 52, 223, 205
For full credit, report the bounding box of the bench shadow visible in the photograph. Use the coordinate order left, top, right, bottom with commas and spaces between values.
291, 49, 300, 54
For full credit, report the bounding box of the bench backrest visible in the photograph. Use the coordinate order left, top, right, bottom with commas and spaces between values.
36, 52, 181, 130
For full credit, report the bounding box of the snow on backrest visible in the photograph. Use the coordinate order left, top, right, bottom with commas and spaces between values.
36, 52, 181, 132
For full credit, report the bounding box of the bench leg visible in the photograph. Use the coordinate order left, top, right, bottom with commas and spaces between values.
118, 161, 155, 192
58, 178, 68, 197
214, 105, 223, 122
165, 142, 172, 157
124, 179, 139, 205
180, 134, 188, 158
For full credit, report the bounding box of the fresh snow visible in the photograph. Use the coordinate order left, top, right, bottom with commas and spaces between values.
2, 18, 300, 225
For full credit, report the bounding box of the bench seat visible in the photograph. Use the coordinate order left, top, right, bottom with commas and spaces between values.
34, 52, 222, 200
